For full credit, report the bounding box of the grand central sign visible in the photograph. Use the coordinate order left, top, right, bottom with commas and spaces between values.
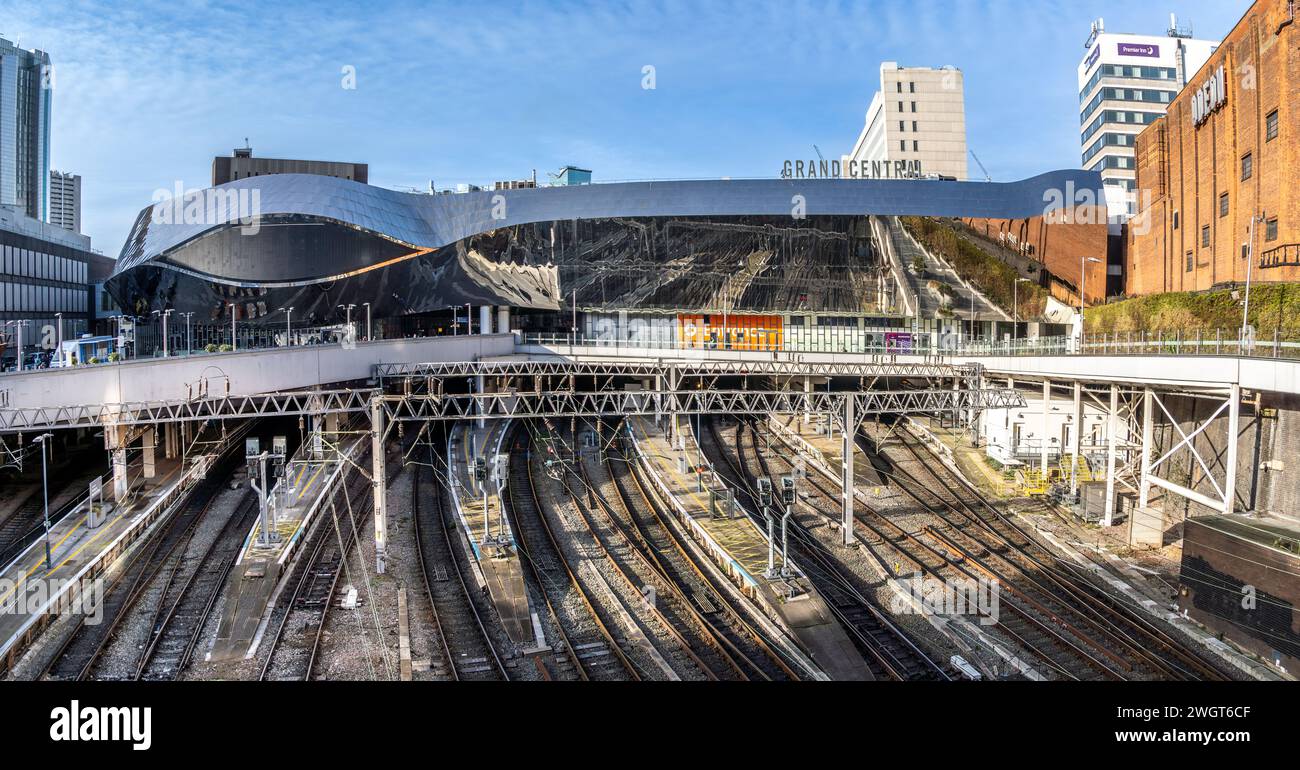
1191, 64, 1227, 127
781, 158, 925, 180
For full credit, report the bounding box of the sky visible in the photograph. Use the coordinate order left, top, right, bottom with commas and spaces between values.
3, 0, 1250, 255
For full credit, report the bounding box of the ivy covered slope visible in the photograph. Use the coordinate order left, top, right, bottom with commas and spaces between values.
1084, 284, 1300, 337
900, 216, 1049, 320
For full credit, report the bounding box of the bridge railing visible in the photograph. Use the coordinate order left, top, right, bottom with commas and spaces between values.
960, 330, 1300, 360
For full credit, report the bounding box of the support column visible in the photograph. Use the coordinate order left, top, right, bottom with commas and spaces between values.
803, 376, 812, 425
1223, 383, 1241, 515
1040, 380, 1051, 478
1070, 381, 1083, 498
1103, 383, 1119, 527
496, 306, 510, 337
371, 396, 388, 574
1138, 387, 1154, 508
107, 425, 129, 503
143, 426, 157, 480
842, 396, 855, 546
479, 305, 492, 336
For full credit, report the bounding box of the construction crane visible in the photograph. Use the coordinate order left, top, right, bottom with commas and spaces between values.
813, 145, 825, 161
969, 150, 992, 182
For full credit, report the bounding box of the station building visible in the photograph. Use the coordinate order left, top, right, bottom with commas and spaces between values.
1128, 0, 1298, 295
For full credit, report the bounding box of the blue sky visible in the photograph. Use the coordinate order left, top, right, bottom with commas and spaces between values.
4, 0, 1249, 253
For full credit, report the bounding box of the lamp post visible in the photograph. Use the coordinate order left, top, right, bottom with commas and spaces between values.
1242, 210, 1264, 350
179, 312, 194, 354
228, 303, 238, 351
280, 306, 294, 346
1079, 256, 1102, 350
337, 303, 354, 331
33, 433, 54, 569
1013, 278, 1032, 340
54, 312, 63, 363
362, 302, 371, 341
153, 308, 174, 357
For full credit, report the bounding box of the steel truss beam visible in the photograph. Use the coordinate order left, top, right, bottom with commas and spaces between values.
1140, 384, 1241, 515
376, 388, 1024, 426
376, 359, 981, 382
0, 389, 375, 432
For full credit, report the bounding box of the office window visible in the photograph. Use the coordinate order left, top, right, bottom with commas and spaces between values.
896, 82, 902, 93
1267, 218, 1279, 242
909, 82, 915, 93
910, 101, 916, 112
1266, 110, 1279, 142
912, 121, 917, 131
1241, 152, 1253, 180
913, 140, 919, 151
1201, 225, 1211, 248
1185, 251, 1193, 272
898, 101, 904, 112
1219, 193, 1229, 218
900, 140, 907, 152
1172, 210, 1180, 230
900, 121, 906, 132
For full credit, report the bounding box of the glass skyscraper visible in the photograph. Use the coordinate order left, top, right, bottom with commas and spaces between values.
0, 37, 52, 222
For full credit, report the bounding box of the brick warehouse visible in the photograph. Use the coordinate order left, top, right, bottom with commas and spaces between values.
1128, 0, 1298, 295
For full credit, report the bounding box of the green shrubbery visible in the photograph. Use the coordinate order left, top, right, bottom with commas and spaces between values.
900, 217, 1049, 320
1085, 283, 1300, 336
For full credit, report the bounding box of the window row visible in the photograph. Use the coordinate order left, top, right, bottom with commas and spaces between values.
0, 282, 89, 313
895, 81, 917, 94
0, 245, 88, 285
1080, 109, 1161, 142
899, 140, 920, 152
1080, 87, 1175, 124
1079, 64, 1178, 102
1082, 132, 1136, 164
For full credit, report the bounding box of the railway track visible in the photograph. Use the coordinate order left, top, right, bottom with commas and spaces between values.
412, 442, 510, 681
701, 417, 950, 681
502, 427, 638, 681
134, 490, 259, 681
862, 422, 1229, 681
258, 443, 374, 681
545, 421, 741, 681
0, 449, 109, 561
41, 450, 243, 681
600, 421, 802, 681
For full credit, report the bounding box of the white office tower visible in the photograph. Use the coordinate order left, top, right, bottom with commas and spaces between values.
842, 62, 968, 181
49, 170, 81, 234
1077, 15, 1218, 219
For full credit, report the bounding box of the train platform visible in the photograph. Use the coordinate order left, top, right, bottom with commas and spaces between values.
209, 433, 363, 662
447, 420, 532, 647
625, 415, 870, 681
0, 455, 193, 673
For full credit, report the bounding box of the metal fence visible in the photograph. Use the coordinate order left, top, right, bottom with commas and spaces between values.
959, 330, 1300, 360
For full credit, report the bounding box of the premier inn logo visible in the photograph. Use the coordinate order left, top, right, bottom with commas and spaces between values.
49, 701, 152, 751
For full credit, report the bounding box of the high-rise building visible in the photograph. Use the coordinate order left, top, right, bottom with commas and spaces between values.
212, 144, 368, 186
1077, 15, 1218, 217
842, 62, 968, 181
0, 37, 52, 221
49, 170, 80, 234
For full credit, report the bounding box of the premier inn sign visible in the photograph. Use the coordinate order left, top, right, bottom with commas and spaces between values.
1192, 64, 1227, 127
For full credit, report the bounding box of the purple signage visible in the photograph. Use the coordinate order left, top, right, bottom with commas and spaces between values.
1117, 42, 1160, 58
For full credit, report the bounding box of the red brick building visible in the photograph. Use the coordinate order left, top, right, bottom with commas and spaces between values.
1128, 0, 1298, 295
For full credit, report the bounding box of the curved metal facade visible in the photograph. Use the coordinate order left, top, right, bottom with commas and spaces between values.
107, 171, 1105, 325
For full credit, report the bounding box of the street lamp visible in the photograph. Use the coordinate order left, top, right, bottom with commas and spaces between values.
1242, 210, 1265, 350
448, 306, 459, 336
227, 303, 238, 351
179, 312, 194, 354
54, 312, 64, 363
33, 433, 54, 569
362, 302, 371, 341
279, 306, 294, 346
1013, 278, 1032, 339
1079, 256, 1102, 349
152, 308, 174, 357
